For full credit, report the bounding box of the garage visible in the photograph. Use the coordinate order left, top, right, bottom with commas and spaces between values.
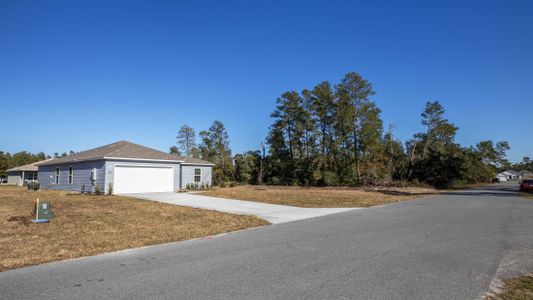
114, 165, 174, 193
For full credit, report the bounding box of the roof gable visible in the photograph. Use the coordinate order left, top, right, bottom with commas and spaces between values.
176, 156, 215, 165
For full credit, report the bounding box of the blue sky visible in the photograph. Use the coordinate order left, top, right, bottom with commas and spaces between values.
1, 0, 532, 162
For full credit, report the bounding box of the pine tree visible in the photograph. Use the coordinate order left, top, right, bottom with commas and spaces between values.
335, 72, 379, 184
303, 81, 336, 184
199, 121, 234, 185
177, 125, 197, 157
169, 146, 181, 156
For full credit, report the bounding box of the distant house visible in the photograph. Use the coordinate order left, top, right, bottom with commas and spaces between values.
496, 170, 522, 182
6, 158, 54, 186
519, 170, 533, 179
36, 141, 214, 194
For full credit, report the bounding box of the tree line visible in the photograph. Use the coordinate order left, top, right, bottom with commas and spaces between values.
175, 72, 527, 188
1, 71, 528, 188
0, 151, 48, 177
0, 150, 78, 178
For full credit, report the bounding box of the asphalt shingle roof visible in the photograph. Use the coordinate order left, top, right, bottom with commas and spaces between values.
37, 141, 214, 166
7, 158, 55, 172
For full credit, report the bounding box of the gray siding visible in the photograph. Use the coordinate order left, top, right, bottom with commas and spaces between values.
7, 171, 22, 186
104, 160, 181, 193
180, 165, 212, 189
38, 160, 106, 192
37, 159, 212, 193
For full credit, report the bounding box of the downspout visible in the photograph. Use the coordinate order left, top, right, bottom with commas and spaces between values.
179, 164, 183, 190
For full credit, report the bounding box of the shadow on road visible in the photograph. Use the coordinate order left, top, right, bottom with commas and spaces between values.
365, 190, 437, 196
442, 183, 521, 198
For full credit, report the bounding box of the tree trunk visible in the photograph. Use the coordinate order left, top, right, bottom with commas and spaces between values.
353, 126, 361, 184
408, 141, 418, 179
421, 137, 430, 160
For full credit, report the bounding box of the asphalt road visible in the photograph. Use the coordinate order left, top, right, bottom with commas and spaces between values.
1, 183, 533, 299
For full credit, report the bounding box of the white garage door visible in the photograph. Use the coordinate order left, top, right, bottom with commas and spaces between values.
114, 165, 174, 193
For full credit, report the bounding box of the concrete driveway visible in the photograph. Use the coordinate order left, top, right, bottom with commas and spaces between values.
121, 192, 359, 224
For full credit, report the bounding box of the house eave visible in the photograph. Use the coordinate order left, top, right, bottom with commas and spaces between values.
37, 156, 184, 166
181, 162, 215, 166
103, 157, 184, 163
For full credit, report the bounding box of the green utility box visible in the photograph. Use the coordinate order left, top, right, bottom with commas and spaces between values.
34, 201, 54, 220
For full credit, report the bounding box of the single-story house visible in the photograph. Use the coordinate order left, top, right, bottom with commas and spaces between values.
36, 141, 214, 194
518, 170, 533, 179
6, 158, 54, 186
496, 170, 522, 182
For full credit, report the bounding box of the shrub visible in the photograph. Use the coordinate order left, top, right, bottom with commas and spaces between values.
323, 171, 339, 186
107, 183, 113, 195
184, 182, 212, 190
269, 177, 281, 185
94, 186, 102, 196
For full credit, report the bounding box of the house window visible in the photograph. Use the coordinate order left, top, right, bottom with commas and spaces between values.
26, 173, 37, 181
55, 168, 60, 184
68, 167, 74, 184
194, 168, 201, 183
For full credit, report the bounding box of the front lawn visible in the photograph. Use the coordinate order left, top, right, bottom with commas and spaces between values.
199, 185, 439, 208
0, 186, 267, 272
520, 192, 533, 200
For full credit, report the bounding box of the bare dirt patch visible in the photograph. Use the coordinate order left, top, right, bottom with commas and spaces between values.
0, 186, 267, 272
199, 185, 439, 208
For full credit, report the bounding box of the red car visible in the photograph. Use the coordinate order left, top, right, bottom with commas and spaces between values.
519, 179, 533, 192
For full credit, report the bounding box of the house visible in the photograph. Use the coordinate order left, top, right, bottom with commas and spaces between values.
36, 141, 214, 194
6, 158, 54, 186
496, 170, 522, 182
518, 170, 533, 179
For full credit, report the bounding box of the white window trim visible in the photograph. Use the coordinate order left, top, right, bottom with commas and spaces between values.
68, 166, 74, 184
194, 168, 201, 183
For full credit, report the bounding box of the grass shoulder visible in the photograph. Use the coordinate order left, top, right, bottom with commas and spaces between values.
0, 186, 267, 272
486, 274, 533, 300
519, 192, 533, 200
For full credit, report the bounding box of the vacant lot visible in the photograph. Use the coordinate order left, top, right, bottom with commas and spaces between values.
0, 186, 267, 271
486, 274, 533, 300
200, 185, 439, 208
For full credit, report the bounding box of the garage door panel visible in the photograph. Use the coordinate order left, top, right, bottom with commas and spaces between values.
114, 166, 174, 193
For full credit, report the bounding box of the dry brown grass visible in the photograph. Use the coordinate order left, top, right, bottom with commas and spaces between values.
486, 274, 533, 300
520, 192, 533, 200
199, 185, 439, 208
0, 186, 268, 272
